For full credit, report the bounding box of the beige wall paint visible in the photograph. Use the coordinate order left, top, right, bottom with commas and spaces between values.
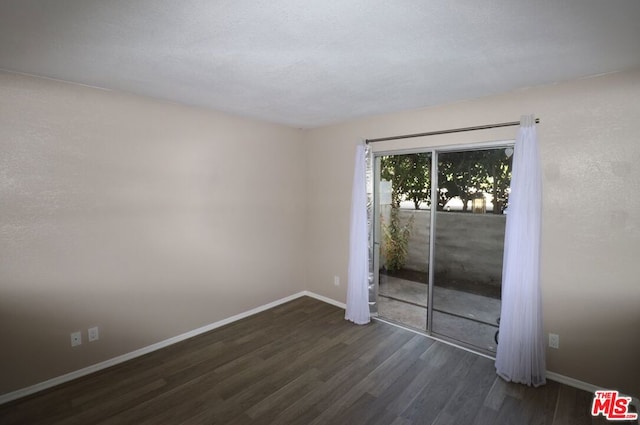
0, 72, 306, 395
304, 69, 640, 397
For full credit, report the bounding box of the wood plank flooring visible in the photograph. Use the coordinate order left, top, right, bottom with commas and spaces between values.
0, 296, 615, 424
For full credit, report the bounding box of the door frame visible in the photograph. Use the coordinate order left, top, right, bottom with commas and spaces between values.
371, 139, 514, 343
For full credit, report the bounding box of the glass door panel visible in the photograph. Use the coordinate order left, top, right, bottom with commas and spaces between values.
375, 152, 432, 331
431, 147, 513, 353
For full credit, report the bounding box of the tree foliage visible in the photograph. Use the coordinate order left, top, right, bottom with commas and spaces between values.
380, 153, 431, 209
380, 149, 513, 213
381, 208, 414, 271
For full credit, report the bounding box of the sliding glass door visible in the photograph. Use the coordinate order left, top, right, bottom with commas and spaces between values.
374, 144, 512, 354
430, 147, 512, 352
375, 152, 432, 331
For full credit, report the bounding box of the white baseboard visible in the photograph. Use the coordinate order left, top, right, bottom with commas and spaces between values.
373, 314, 637, 402
0, 290, 313, 405
545, 371, 601, 394
302, 290, 346, 309
3, 291, 629, 411
546, 371, 639, 413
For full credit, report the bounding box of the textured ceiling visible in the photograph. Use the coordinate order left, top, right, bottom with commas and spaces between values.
1, 1, 639, 128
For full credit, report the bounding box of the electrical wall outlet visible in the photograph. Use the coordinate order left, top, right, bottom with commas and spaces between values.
88, 326, 99, 342
71, 331, 82, 347
549, 333, 560, 349
334, 275, 340, 286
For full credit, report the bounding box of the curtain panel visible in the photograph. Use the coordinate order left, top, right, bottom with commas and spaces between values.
495, 115, 546, 386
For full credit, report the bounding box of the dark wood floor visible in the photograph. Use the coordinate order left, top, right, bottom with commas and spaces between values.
0, 296, 612, 424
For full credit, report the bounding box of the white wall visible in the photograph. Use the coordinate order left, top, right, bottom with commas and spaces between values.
0, 71, 306, 395
304, 69, 640, 397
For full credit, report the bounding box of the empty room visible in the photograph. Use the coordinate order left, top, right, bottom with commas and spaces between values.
1, 1, 639, 424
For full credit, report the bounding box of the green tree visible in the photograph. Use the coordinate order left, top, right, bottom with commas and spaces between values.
435, 157, 460, 210
380, 153, 431, 209
438, 149, 512, 213
381, 208, 414, 271
481, 149, 513, 214
437, 151, 483, 211
381, 148, 512, 213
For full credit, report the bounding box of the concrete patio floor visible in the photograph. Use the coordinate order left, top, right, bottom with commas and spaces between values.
378, 276, 501, 352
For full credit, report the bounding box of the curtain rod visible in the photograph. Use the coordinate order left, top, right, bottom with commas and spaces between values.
365, 118, 540, 144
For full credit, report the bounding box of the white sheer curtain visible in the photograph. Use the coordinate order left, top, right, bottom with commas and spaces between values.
495, 115, 546, 386
345, 143, 370, 325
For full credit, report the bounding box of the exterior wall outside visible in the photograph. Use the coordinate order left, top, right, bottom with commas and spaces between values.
390, 209, 505, 290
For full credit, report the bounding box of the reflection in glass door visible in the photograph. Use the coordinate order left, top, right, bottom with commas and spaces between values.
375, 152, 432, 331
374, 145, 513, 354
431, 148, 512, 353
